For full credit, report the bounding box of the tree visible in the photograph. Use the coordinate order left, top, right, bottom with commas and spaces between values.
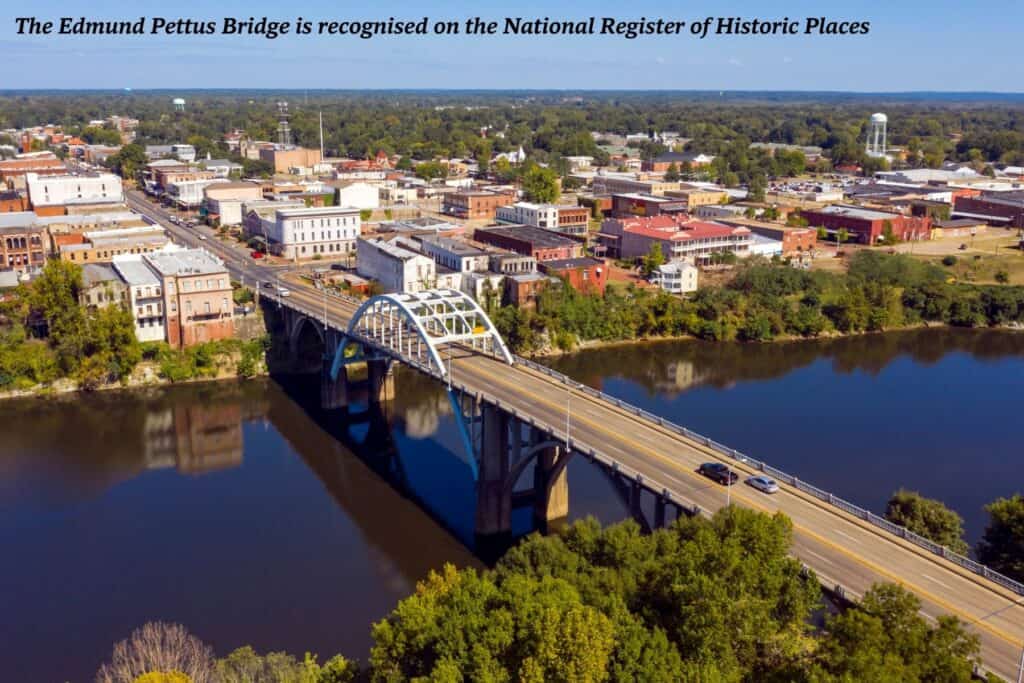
976, 494, 1024, 581
664, 162, 680, 182
884, 489, 969, 555
521, 164, 561, 203
816, 226, 828, 240
359, 209, 373, 223
96, 622, 215, 683
748, 172, 767, 202
642, 243, 665, 276
837, 227, 850, 244
81, 125, 122, 146
414, 160, 447, 181
108, 143, 148, 181
994, 269, 1009, 284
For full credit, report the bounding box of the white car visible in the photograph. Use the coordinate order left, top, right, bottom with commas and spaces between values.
277, 287, 291, 297
198, 235, 207, 241
746, 476, 780, 494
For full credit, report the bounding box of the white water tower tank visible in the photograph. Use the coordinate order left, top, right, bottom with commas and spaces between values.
866, 112, 887, 157
173, 97, 186, 112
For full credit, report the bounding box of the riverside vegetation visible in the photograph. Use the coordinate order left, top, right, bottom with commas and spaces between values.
491, 251, 1024, 354
0, 260, 267, 394
92, 509, 1015, 683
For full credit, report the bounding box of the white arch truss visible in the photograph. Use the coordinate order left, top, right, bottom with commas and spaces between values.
340, 289, 514, 378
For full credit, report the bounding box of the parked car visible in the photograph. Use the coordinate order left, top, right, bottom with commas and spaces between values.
262, 281, 275, 289
746, 476, 780, 494
250, 250, 265, 259
276, 287, 291, 297
697, 462, 738, 485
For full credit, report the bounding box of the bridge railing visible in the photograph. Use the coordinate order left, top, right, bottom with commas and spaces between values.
513, 355, 1024, 598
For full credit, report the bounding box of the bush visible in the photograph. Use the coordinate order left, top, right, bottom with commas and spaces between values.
942, 255, 957, 267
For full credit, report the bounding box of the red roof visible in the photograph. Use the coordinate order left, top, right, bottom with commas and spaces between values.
618, 215, 749, 241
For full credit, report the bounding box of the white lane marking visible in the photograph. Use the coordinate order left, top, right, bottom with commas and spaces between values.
802, 549, 836, 567
834, 529, 862, 545
921, 573, 953, 590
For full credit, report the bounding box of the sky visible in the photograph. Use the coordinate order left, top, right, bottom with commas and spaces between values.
3, 0, 1023, 92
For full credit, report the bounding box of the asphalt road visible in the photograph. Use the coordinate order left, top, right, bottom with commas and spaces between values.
127, 192, 1024, 680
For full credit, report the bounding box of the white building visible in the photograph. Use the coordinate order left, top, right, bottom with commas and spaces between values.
356, 237, 436, 294
334, 182, 380, 210
171, 144, 196, 163
268, 206, 361, 260
417, 235, 490, 273
651, 261, 699, 295
113, 255, 166, 342
166, 178, 229, 209
201, 158, 244, 178
26, 172, 124, 208
747, 233, 784, 259
203, 182, 264, 226
496, 202, 560, 230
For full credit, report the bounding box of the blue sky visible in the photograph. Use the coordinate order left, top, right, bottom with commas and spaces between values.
3, 0, 1023, 91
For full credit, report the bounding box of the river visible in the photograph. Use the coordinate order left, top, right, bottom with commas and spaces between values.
1, 328, 1022, 682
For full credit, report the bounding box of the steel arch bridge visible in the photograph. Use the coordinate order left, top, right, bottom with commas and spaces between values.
330, 289, 514, 381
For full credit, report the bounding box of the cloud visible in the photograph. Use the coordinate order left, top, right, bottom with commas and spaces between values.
727, 57, 743, 67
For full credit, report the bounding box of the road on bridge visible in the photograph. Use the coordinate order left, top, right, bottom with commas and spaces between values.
129, 192, 1024, 681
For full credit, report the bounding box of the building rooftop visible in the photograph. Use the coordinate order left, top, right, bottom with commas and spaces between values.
934, 218, 987, 229
275, 205, 360, 218
360, 237, 428, 262
540, 257, 604, 270
0, 211, 39, 230
475, 225, 579, 248
81, 263, 120, 287
145, 249, 226, 277
419, 235, 487, 256
810, 204, 902, 221
113, 257, 161, 286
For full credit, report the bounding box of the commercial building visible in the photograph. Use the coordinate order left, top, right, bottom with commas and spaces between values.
473, 225, 583, 262
356, 237, 436, 294
538, 257, 607, 294
930, 218, 988, 239
0, 213, 47, 272
598, 215, 752, 263
60, 226, 169, 263
443, 189, 518, 220
327, 181, 381, 210
799, 205, 932, 243
591, 175, 680, 197
0, 153, 67, 188
145, 249, 233, 349
259, 146, 323, 174
953, 193, 1024, 228
25, 172, 124, 212
495, 202, 590, 235
715, 218, 817, 255
113, 256, 167, 342
642, 151, 715, 172
200, 158, 244, 178
80, 263, 127, 310
257, 206, 361, 260
418, 235, 490, 273
651, 261, 699, 295
611, 193, 691, 219
202, 182, 265, 226
165, 178, 230, 209
663, 186, 730, 210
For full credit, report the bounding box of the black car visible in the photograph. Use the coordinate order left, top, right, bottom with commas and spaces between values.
698, 462, 738, 485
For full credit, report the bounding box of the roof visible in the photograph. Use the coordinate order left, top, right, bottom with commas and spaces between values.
275, 206, 360, 218
616, 215, 750, 241
145, 249, 226, 277
0, 270, 21, 288
81, 263, 120, 287
540, 257, 604, 271
113, 258, 160, 286
359, 237, 429, 262
475, 225, 579, 249
934, 218, 987, 229
0, 212, 39, 230
420, 235, 487, 256
806, 204, 901, 221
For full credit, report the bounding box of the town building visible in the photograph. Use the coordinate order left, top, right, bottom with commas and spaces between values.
505, 272, 551, 309
417, 235, 490, 273
591, 175, 680, 197
0, 153, 67, 188
60, 226, 169, 264
79, 263, 127, 310
113, 256, 167, 342
663, 186, 730, 210
651, 261, 699, 295
748, 234, 785, 258
598, 215, 752, 263
0, 213, 47, 272
356, 237, 436, 294
642, 151, 715, 172
953, 192, 1024, 228
495, 202, 590, 236
799, 205, 932, 243
538, 257, 607, 294
930, 218, 988, 239
0, 190, 28, 213
145, 249, 233, 348
200, 158, 244, 178
473, 225, 583, 262
714, 218, 817, 256
202, 182, 265, 226
259, 206, 361, 260
611, 193, 691, 219
165, 178, 230, 209
259, 146, 323, 174
443, 189, 518, 220
25, 172, 124, 213
488, 251, 537, 276
326, 180, 381, 210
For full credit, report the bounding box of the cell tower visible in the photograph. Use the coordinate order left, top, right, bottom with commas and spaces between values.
276, 101, 292, 146
866, 112, 888, 158
172, 97, 186, 113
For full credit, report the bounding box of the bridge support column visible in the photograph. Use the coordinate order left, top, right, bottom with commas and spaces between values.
320, 357, 349, 410
475, 403, 512, 543
367, 358, 394, 404
533, 444, 569, 532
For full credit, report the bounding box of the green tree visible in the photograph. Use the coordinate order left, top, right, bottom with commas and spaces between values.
748, 172, 766, 202
522, 164, 561, 203
359, 209, 373, 222
642, 243, 665, 276
994, 269, 1009, 284
664, 162, 680, 182
976, 494, 1024, 581
837, 228, 850, 244
81, 125, 122, 146
884, 489, 969, 555
816, 226, 827, 240
108, 143, 148, 181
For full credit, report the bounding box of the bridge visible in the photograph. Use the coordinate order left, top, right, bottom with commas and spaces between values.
128, 192, 1024, 681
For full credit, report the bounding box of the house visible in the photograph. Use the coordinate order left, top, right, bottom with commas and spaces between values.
473, 225, 583, 262
356, 237, 436, 294
145, 248, 233, 349
538, 257, 607, 294
651, 261, 699, 294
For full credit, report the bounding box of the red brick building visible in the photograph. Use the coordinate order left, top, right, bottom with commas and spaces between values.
538, 257, 607, 295
0, 218, 47, 272
798, 205, 931, 244
145, 249, 234, 349
716, 219, 817, 255
473, 225, 583, 262
953, 193, 1024, 229
443, 189, 518, 220
0, 190, 28, 213
0, 154, 67, 187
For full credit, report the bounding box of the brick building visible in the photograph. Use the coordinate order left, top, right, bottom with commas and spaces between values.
798, 205, 932, 244
953, 193, 1024, 228
0, 153, 66, 188
0, 190, 28, 213
611, 193, 690, 219
495, 202, 590, 236
473, 225, 583, 262
145, 249, 234, 348
598, 215, 751, 263
538, 257, 607, 294
715, 218, 817, 255
443, 189, 518, 220
0, 214, 47, 273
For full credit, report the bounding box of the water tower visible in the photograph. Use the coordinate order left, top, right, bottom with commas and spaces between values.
866, 112, 887, 158
172, 97, 186, 113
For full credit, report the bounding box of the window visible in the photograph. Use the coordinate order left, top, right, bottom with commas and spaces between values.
222, 297, 228, 311
204, 301, 211, 314
185, 300, 192, 313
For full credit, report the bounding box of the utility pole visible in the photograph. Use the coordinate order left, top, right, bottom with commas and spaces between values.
1016, 642, 1023, 683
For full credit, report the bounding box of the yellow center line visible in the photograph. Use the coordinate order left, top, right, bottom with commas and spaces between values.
462, 357, 1024, 649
